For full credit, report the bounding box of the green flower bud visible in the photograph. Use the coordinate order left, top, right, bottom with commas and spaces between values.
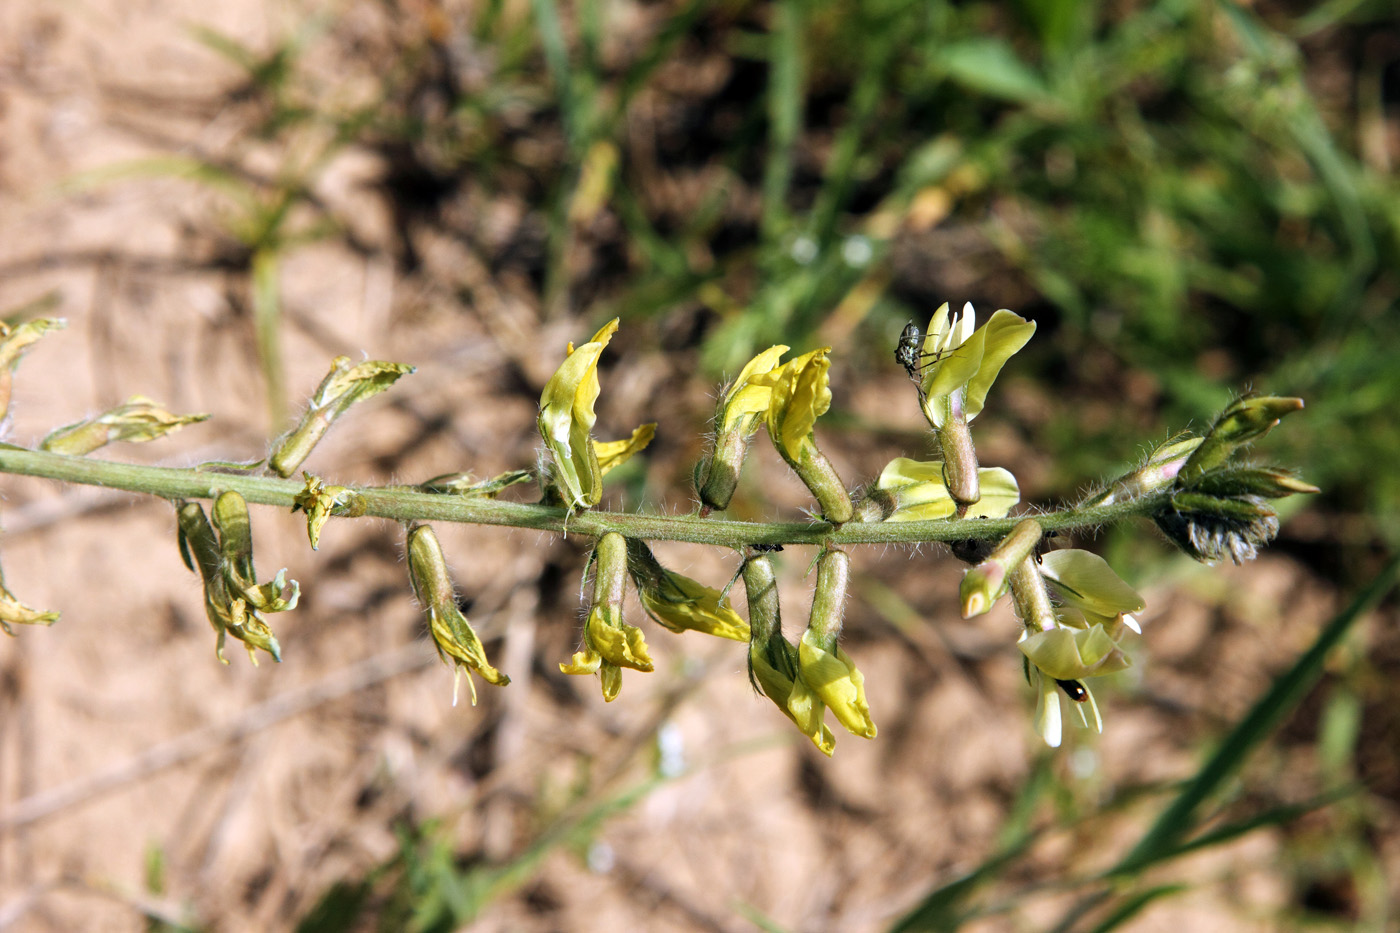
269, 357, 415, 477
406, 524, 509, 705
1156, 490, 1279, 565
41, 396, 209, 455
560, 532, 652, 701
1086, 435, 1203, 506
1189, 467, 1321, 500
625, 539, 749, 641
291, 473, 366, 550
1177, 396, 1304, 486
960, 518, 1042, 618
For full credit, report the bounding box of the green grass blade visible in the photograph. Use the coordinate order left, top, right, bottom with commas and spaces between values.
760, 0, 805, 243
250, 247, 286, 430
1111, 554, 1400, 876
1084, 885, 1188, 933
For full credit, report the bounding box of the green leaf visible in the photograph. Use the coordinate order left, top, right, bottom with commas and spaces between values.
937, 39, 1050, 105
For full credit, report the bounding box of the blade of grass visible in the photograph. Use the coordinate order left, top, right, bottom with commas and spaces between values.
760, 0, 804, 245
1109, 554, 1400, 876
250, 247, 286, 430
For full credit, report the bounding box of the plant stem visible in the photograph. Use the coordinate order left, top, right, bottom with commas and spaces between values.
0, 447, 1164, 548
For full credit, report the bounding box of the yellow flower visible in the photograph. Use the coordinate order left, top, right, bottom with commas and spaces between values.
719, 345, 790, 434
797, 629, 876, 739
869, 458, 1020, 522
917, 302, 1036, 429
536, 319, 619, 509
559, 604, 654, 702
625, 539, 748, 640
749, 635, 836, 756
1038, 549, 1145, 638
407, 524, 510, 705
765, 348, 831, 462
696, 345, 789, 511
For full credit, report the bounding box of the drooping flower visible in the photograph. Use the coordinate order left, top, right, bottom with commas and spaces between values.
406, 524, 510, 705
559, 532, 653, 701
176, 500, 284, 665
625, 539, 749, 641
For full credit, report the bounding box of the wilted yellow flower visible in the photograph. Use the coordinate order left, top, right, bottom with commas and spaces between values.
406, 524, 509, 705
0, 317, 65, 420
536, 319, 619, 509
176, 500, 283, 665
41, 396, 209, 455
291, 473, 366, 550
0, 579, 59, 634
211, 491, 299, 614
269, 357, 415, 476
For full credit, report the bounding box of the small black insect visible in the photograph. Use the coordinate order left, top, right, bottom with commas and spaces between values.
895, 321, 947, 384
1055, 679, 1089, 702
751, 543, 785, 553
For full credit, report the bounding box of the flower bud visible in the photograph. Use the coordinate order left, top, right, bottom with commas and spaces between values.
1155, 491, 1279, 565
42, 396, 209, 455
407, 524, 509, 705
270, 357, 415, 477
1176, 396, 1304, 485
960, 518, 1042, 618
1086, 435, 1203, 506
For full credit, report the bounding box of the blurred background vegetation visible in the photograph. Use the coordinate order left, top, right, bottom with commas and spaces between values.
4, 0, 1400, 930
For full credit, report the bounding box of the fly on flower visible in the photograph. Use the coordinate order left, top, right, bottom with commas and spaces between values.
894, 322, 946, 386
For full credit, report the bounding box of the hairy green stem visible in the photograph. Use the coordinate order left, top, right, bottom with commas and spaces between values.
0, 447, 1164, 547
